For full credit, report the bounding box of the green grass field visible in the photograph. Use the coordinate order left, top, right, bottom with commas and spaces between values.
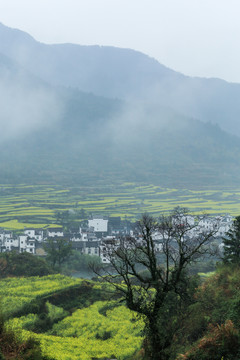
0, 183, 239, 229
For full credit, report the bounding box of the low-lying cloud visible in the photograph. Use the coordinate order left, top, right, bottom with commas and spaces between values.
0, 68, 63, 143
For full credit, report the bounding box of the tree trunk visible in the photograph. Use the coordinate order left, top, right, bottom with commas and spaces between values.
146, 319, 171, 360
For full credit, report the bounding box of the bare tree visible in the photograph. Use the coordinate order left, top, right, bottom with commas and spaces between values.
92, 208, 219, 360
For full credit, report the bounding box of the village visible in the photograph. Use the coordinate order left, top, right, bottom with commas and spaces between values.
0, 214, 234, 264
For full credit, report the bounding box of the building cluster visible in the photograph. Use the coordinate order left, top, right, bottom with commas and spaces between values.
0, 214, 233, 263
0, 216, 132, 263
151, 214, 233, 251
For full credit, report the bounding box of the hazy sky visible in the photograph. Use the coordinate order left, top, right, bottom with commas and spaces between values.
0, 0, 239, 82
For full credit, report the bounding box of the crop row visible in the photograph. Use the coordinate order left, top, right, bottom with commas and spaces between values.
0, 182, 240, 229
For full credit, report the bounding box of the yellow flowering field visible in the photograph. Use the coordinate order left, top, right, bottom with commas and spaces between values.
0, 275, 83, 316
2, 276, 144, 359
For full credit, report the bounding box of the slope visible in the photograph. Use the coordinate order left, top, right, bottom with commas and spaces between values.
0, 48, 240, 188
1, 23, 240, 136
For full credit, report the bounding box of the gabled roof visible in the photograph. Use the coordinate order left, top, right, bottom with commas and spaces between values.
47, 227, 63, 232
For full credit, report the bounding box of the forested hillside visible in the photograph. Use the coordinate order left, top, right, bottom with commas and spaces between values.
0, 50, 240, 187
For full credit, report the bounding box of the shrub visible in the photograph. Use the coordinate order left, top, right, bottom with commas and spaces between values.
0, 314, 52, 360
177, 320, 240, 360
0, 252, 54, 278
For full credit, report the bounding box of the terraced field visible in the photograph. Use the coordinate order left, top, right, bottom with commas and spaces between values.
2, 275, 144, 360
0, 183, 239, 229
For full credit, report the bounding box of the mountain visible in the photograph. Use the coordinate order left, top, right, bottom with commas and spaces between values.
0, 52, 239, 188
0, 23, 240, 136
0, 23, 181, 98
1, 24, 240, 188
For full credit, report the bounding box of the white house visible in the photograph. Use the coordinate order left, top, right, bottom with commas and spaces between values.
99, 244, 110, 264
24, 229, 44, 242
84, 241, 100, 256
5, 238, 19, 251
88, 217, 108, 233
19, 235, 29, 253
26, 238, 36, 254
71, 240, 100, 256
71, 233, 82, 242
47, 228, 64, 238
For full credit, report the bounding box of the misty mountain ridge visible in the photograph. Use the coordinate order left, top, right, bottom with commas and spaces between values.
1, 22, 240, 136
1, 23, 240, 188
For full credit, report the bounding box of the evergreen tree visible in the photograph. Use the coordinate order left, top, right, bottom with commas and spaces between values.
223, 216, 240, 264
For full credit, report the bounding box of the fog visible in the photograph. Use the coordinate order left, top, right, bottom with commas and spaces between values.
1, 22, 240, 141
0, 65, 63, 143
0, 23, 239, 188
